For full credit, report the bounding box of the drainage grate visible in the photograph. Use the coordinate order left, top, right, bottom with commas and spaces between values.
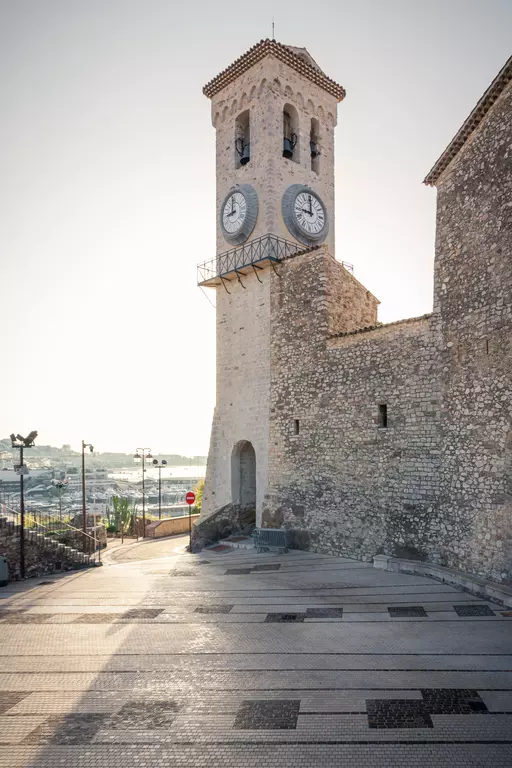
306, 607, 343, 619
252, 564, 281, 572
388, 606, 427, 617
234, 700, 300, 730
225, 568, 252, 575
453, 604, 495, 617
209, 544, 232, 552
367, 699, 433, 729
421, 689, 489, 714
122, 609, 164, 620
194, 604, 234, 614
265, 613, 305, 623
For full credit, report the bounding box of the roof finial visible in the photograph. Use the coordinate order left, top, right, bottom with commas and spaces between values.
272, 16, 275, 41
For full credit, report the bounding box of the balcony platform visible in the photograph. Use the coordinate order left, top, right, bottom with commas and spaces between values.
197, 234, 318, 288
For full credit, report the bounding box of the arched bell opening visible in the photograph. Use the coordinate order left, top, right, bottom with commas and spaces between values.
231, 440, 256, 509
283, 103, 299, 163
235, 109, 250, 168
310, 117, 320, 174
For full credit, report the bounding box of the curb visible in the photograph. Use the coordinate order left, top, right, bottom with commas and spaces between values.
373, 555, 512, 608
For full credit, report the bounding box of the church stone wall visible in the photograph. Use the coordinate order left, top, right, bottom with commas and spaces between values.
260, 80, 512, 583
202, 46, 511, 584
432, 80, 512, 582
264, 249, 444, 564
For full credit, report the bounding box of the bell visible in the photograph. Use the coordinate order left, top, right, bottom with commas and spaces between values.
310, 140, 319, 158
283, 138, 294, 159
240, 142, 250, 165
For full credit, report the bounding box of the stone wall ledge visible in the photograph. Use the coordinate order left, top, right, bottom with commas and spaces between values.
373, 554, 512, 609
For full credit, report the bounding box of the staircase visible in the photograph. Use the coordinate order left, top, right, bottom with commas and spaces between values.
0, 506, 101, 580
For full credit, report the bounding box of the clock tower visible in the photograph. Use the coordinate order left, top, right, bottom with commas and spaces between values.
198, 40, 347, 522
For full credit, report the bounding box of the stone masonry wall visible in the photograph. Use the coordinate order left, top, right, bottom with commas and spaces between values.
265, 248, 444, 563
432, 80, 512, 582
261, 80, 512, 582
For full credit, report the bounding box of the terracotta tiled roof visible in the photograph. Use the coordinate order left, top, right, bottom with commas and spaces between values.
203, 39, 346, 101
424, 55, 512, 186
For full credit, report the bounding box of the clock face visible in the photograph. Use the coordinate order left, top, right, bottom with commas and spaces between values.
282, 184, 329, 246
222, 191, 247, 235
293, 191, 325, 236
220, 184, 258, 246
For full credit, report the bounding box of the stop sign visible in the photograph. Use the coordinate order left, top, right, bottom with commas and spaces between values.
185, 491, 196, 505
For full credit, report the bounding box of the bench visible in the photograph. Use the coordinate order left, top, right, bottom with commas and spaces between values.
253, 528, 289, 554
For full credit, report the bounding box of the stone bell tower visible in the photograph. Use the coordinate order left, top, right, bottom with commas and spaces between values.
198, 40, 346, 522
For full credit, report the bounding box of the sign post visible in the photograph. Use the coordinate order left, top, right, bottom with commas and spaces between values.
185, 491, 195, 553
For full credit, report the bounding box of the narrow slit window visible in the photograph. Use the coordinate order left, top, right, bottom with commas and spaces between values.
294, 419, 300, 435
378, 404, 388, 428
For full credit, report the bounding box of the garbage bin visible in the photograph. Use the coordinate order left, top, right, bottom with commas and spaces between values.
0, 557, 8, 587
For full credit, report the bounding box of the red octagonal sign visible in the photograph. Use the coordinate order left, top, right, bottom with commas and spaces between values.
185, 492, 196, 505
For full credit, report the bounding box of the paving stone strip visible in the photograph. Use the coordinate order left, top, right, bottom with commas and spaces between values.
0, 543, 509, 765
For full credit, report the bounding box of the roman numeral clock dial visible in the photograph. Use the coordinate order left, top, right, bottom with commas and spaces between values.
220, 184, 259, 246
282, 184, 329, 246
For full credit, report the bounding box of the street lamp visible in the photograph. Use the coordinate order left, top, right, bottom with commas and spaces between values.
10, 431, 38, 579
51, 478, 69, 523
81, 440, 94, 535
134, 448, 152, 537
152, 459, 168, 520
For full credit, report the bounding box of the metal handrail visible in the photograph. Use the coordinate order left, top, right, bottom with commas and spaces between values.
197, 233, 319, 285
0, 504, 102, 564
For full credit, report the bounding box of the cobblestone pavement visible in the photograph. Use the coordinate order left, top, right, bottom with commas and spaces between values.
0, 540, 511, 767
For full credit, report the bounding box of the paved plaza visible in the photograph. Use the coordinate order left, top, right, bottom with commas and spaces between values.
0, 536, 511, 767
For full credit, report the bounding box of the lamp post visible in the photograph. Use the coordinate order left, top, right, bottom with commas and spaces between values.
51, 478, 69, 523
81, 440, 94, 535
152, 459, 167, 520
134, 448, 152, 537
10, 431, 38, 579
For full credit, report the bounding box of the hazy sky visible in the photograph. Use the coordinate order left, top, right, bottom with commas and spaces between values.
1, 0, 510, 456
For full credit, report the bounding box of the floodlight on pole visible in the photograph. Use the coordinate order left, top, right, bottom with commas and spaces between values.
134, 448, 152, 537
10, 431, 37, 579
152, 458, 168, 520
81, 440, 94, 536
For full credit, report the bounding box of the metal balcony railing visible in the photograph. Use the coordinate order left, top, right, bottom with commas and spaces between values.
197, 234, 318, 287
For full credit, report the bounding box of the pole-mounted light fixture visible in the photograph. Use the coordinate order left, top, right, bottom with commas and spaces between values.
152, 458, 168, 520
134, 448, 152, 536
81, 440, 94, 536
10, 431, 38, 579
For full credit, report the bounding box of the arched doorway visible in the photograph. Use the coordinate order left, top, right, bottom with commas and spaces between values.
231, 441, 256, 507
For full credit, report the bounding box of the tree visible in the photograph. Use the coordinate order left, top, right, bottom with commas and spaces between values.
111, 496, 134, 534
193, 478, 204, 513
